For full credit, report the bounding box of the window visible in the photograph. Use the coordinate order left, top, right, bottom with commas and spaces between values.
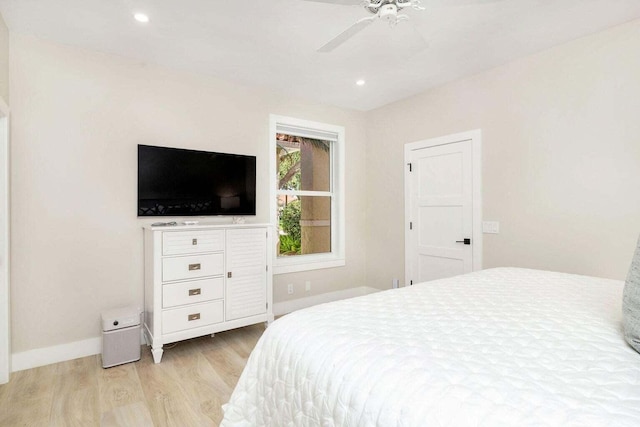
270, 115, 345, 274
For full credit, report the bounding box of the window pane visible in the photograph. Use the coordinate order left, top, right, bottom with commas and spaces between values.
277, 196, 331, 257
277, 134, 330, 192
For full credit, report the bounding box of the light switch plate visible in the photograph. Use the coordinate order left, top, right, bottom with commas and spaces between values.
482, 221, 500, 234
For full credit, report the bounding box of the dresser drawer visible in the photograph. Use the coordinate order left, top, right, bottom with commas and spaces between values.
162, 230, 225, 256
162, 301, 224, 334
162, 278, 223, 308
162, 253, 223, 282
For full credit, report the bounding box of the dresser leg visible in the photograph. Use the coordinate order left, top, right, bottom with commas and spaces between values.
151, 345, 163, 364
210, 333, 215, 338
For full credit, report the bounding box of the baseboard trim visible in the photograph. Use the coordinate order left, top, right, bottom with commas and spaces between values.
12, 337, 102, 372
12, 287, 380, 372
273, 286, 380, 316
11, 329, 147, 373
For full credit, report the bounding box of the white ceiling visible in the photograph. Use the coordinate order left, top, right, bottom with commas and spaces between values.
1, 0, 639, 111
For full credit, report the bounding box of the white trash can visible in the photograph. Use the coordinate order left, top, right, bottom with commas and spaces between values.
101, 306, 141, 368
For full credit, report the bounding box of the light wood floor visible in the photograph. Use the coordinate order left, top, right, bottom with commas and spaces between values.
0, 323, 265, 427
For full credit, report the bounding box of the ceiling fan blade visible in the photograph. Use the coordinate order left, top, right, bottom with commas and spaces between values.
302, 0, 363, 5
318, 16, 376, 52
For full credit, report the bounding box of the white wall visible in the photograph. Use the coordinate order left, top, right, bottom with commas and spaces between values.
0, 12, 8, 383
365, 19, 640, 288
0, 12, 7, 103
9, 34, 367, 355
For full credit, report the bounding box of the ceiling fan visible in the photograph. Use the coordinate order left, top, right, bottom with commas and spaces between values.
306, 0, 426, 53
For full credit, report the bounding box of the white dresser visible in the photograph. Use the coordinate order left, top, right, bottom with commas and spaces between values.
143, 223, 273, 363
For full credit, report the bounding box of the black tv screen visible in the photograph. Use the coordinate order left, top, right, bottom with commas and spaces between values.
138, 145, 256, 217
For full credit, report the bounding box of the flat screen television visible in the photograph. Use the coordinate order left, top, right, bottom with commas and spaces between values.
138, 144, 256, 217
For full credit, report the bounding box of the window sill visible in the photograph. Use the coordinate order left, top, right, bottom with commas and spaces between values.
273, 256, 345, 275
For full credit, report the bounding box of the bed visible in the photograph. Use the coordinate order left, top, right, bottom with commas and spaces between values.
221, 268, 640, 426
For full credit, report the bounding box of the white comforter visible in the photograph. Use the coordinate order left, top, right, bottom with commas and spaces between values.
221, 268, 640, 426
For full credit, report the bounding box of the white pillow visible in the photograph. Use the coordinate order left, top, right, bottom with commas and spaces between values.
623, 235, 640, 354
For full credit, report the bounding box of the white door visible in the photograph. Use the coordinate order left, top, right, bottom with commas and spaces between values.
405, 130, 482, 285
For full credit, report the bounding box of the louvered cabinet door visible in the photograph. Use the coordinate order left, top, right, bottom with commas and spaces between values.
225, 228, 268, 321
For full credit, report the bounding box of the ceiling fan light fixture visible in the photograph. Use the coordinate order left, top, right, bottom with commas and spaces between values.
312, 0, 425, 53
379, 3, 398, 19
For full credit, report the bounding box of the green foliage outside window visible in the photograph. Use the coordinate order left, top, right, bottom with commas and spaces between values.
278, 149, 301, 190
279, 199, 301, 255
279, 233, 301, 255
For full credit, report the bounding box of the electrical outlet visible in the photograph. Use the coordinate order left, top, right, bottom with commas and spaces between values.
305, 281, 311, 292
287, 284, 294, 295
482, 221, 500, 234
392, 279, 399, 289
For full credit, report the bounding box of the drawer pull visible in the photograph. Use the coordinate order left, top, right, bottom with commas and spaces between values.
188, 263, 201, 271
188, 313, 200, 321
192, 238, 197, 245
188, 288, 201, 296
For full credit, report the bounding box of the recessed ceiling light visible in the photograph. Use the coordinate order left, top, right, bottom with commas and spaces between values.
134, 13, 149, 23
356, 79, 366, 86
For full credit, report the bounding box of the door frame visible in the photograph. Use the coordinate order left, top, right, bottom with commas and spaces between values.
404, 129, 482, 285
0, 97, 9, 384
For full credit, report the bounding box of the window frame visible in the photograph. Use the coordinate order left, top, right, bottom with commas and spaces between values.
269, 114, 345, 275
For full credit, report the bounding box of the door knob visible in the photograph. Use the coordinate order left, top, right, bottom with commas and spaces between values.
456, 238, 471, 245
